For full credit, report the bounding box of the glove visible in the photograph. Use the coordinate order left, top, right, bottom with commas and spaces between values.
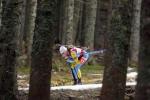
80, 57, 87, 64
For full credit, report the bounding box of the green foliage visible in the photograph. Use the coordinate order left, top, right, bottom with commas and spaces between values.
129, 61, 138, 68
17, 66, 30, 75
82, 64, 104, 74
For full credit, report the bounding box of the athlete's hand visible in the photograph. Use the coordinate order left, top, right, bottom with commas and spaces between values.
80, 57, 86, 64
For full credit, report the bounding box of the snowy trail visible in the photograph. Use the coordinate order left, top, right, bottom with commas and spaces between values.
51, 82, 136, 90
18, 82, 136, 91
18, 68, 137, 91
51, 84, 102, 90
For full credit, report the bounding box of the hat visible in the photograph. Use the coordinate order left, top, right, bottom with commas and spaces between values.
59, 46, 67, 54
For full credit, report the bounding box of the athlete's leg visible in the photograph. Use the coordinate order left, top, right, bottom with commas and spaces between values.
71, 68, 78, 85
74, 64, 82, 84
75, 53, 89, 84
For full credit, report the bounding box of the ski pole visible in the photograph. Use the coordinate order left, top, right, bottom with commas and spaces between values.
87, 49, 106, 55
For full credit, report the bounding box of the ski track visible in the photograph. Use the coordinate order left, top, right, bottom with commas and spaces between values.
18, 82, 136, 91
18, 68, 137, 91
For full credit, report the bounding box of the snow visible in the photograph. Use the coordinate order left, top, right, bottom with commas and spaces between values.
51, 84, 102, 90
126, 82, 136, 86
51, 82, 137, 90
127, 67, 135, 72
18, 68, 137, 91
17, 75, 28, 79
127, 72, 137, 77
18, 87, 29, 91
127, 72, 137, 82
18, 82, 136, 91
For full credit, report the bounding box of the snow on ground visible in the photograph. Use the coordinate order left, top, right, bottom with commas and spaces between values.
18, 82, 136, 91
127, 72, 137, 82
18, 67, 137, 91
51, 84, 102, 90
127, 72, 137, 77
18, 87, 29, 91
126, 82, 136, 86
127, 67, 136, 72
51, 82, 136, 90
17, 75, 28, 79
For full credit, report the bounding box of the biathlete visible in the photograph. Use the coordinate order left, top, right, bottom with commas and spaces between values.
59, 45, 89, 85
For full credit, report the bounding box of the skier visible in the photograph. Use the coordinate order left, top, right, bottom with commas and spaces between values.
59, 45, 89, 85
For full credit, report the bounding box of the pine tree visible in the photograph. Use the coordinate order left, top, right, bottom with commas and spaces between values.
82, 0, 97, 49
73, 0, 83, 44
24, 0, 37, 67
28, 0, 57, 100
135, 0, 150, 99
100, 0, 132, 100
0, 0, 21, 99
130, 0, 142, 66
66, 0, 74, 45
0, 0, 2, 29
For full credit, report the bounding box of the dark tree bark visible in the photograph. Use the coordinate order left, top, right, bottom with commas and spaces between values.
61, 0, 67, 44
130, 0, 142, 66
0, 0, 2, 29
0, 0, 21, 99
75, 0, 84, 46
58, 0, 64, 43
73, 0, 82, 45
24, 0, 37, 67
82, 0, 97, 49
100, 0, 132, 100
18, 0, 26, 57
53, 0, 60, 44
28, 0, 57, 100
94, 0, 110, 49
66, 0, 74, 45
135, 0, 150, 100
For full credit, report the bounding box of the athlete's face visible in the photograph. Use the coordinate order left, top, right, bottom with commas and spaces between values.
62, 51, 68, 58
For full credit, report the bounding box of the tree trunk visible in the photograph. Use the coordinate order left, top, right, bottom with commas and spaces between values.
130, 0, 142, 66
100, 0, 132, 100
135, 0, 150, 100
18, 0, 26, 57
73, 0, 82, 45
65, 0, 74, 45
0, 0, 21, 99
0, 0, 2, 29
60, 0, 74, 45
24, 0, 37, 67
75, 0, 84, 46
82, 0, 97, 49
28, 0, 56, 100
94, 0, 111, 49
94, 0, 101, 49
61, 0, 67, 44
58, 0, 63, 43
53, 0, 60, 44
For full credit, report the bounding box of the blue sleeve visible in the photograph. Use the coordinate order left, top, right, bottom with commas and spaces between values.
66, 57, 75, 65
